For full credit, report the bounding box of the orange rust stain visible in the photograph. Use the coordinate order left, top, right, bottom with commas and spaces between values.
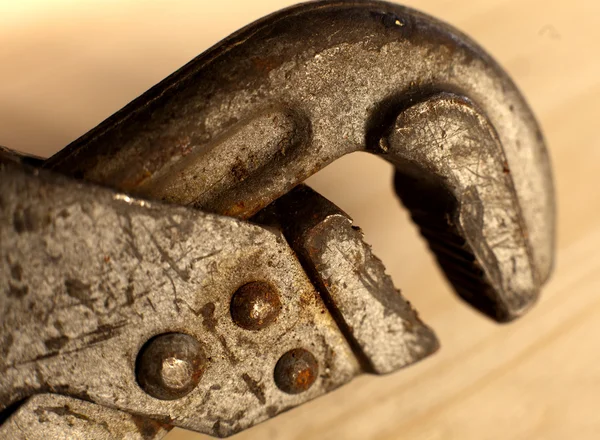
252, 56, 279, 73
295, 367, 316, 390
225, 200, 247, 217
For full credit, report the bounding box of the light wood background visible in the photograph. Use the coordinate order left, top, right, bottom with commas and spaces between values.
1, 1, 598, 439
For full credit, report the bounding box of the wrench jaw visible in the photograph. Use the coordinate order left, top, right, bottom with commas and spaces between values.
385, 94, 549, 322
39, 3, 556, 309
394, 169, 534, 322
257, 185, 440, 375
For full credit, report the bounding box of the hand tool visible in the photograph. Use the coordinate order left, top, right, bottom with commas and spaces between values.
0, 1, 555, 438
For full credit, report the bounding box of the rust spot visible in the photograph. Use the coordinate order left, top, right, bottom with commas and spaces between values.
251, 56, 280, 73
274, 348, 318, 394
120, 169, 153, 190
224, 200, 247, 217
296, 368, 315, 388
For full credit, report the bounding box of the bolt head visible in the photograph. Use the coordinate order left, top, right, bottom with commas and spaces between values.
274, 348, 319, 394
136, 333, 206, 400
230, 281, 282, 330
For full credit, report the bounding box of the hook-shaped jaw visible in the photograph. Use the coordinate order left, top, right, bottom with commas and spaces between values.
45, 1, 554, 324
383, 93, 549, 321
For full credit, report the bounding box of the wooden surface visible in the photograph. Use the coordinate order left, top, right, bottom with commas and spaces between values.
1, 1, 598, 439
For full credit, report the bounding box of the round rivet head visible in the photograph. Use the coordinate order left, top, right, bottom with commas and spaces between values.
230, 281, 282, 330
274, 348, 318, 394
136, 333, 206, 400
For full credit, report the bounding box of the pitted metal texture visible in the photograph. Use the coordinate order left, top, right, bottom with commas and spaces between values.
0, 394, 170, 440
0, 164, 361, 436
0, 1, 555, 438
386, 94, 540, 321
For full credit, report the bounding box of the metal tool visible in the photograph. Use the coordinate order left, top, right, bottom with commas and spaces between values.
0, 1, 555, 438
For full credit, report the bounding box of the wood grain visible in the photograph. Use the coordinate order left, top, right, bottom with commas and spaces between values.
1, 1, 598, 439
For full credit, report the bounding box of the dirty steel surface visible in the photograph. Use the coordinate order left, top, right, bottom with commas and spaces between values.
44, 0, 554, 322
0, 0, 557, 438
0, 394, 170, 440
0, 164, 362, 436
0, 160, 443, 437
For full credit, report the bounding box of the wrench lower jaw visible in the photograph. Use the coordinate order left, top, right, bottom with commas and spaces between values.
257, 185, 440, 375
0, 163, 362, 436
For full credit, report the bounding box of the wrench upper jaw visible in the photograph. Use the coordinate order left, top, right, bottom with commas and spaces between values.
383, 94, 547, 322
37, 0, 555, 322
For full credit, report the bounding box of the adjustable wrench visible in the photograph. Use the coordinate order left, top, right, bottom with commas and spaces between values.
0, 1, 554, 438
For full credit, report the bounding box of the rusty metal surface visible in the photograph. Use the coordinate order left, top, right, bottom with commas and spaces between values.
0, 163, 362, 436
273, 348, 320, 395
44, 0, 555, 316
0, 1, 556, 438
264, 185, 439, 374
0, 394, 170, 440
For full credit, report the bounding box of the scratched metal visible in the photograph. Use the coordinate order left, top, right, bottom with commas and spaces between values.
0, 1, 556, 437
44, 0, 555, 320
0, 394, 170, 440
0, 164, 360, 436
264, 185, 439, 374
387, 94, 541, 321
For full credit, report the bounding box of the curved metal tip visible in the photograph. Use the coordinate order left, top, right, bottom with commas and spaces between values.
387, 94, 553, 322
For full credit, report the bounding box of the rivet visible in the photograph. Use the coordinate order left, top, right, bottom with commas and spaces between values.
230, 281, 282, 330
274, 348, 318, 394
136, 333, 206, 400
